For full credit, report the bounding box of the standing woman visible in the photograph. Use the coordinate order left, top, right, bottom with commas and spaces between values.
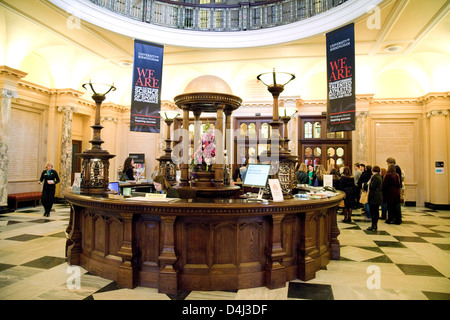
39, 162, 60, 217
367, 166, 383, 231
296, 163, 309, 185
338, 166, 355, 223
307, 164, 315, 186
382, 164, 402, 224
313, 165, 326, 187
121, 157, 135, 181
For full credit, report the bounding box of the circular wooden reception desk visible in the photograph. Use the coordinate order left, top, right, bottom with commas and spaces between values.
64, 191, 344, 294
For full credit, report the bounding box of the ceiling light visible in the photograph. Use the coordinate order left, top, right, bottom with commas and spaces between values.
118, 61, 132, 67
385, 45, 402, 53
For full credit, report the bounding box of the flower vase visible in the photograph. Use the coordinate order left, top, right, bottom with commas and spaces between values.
192, 165, 215, 187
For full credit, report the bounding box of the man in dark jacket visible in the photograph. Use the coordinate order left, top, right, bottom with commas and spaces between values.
367, 166, 383, 231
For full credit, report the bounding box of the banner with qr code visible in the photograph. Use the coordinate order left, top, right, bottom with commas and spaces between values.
326, 23, 355, 132
130, 39, 164, 133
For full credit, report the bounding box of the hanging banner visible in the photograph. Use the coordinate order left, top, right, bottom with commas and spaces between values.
326, 23, 355, 132
130, 39, 164, 133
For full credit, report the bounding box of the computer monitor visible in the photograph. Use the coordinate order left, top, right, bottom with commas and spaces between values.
242, 163, 271, 200
108, 181, 120, 194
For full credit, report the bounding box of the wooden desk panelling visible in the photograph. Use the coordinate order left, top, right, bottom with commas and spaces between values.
64, 192, 344, 294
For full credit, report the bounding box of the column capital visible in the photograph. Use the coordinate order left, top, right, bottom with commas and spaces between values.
356, 111, 370, 118
1, 89, 18, 99
426, 109, 449, 118
101, 116, 118, 123
57, 105, 78, 113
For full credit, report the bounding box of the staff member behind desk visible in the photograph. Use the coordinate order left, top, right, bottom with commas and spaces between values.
121, 157, 135, 181
39, 162, 60, 217
153, 175, 179, 198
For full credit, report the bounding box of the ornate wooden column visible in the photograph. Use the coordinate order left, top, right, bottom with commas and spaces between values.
179, 107, 190, 186
117, 212, 138, 288
329, 207, 341, 260
66, 203, 82, 265
224, 108, 232, 156
297, 211, 319, 281
158, 216, 178, 294
213, 104, 224, 185
264, 214, 286, 289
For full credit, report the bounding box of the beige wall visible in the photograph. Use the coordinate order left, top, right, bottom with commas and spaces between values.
2, 67, 449, 206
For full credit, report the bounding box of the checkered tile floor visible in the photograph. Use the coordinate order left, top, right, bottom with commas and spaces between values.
0, 203, 449, 300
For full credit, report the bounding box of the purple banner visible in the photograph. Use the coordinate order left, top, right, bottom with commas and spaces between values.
326, 23, 355, 132
130, 39, 164, 133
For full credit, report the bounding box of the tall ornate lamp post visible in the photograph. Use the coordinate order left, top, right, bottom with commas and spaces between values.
157, 110, 180, 183
78, 81, 116, 194
280, 106, 298, 152
257, 69, 298, 197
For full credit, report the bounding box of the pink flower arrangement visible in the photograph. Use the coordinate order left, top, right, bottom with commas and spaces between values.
191, 121, 215, 171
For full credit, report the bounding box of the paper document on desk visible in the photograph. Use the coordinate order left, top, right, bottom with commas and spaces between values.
125, 196, 179, 202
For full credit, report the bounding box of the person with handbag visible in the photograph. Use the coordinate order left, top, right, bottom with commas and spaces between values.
382, 164, 402, 224
367, 166, 383, 231
338, 166, 356, 223
357, 165, 372, 220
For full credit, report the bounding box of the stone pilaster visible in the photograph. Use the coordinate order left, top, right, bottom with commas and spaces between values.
0, 66, 27, 211
58, 106, 77, 196
426, 107, 450, 206
355, 111, 370, 165
0, 89, 18, 208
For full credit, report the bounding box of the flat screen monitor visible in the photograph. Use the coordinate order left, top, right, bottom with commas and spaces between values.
242, 163, 271, 188
108, 181, 120, 194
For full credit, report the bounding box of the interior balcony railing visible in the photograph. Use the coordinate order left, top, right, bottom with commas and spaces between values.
89, 0, 348, 32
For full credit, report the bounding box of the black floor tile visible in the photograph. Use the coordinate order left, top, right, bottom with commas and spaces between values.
423, 291, 450, 300
21, 256, 66, 269
28, 219, 52, 223
396, 264, 445, 277
393, 236, 428, 243
168, 290, 192, 300
413, 232, 443, 238
364, 230, 390, 235
288, 282, 334, 300
0, 263, 16, 272
48, 231, 67, 238
432, 243, 450, 251
6, 221, 24, 225
374, 241, 406, 248
357, 246, 384, 254
5, 234, 43, 242
363, 255, 393, 263
93, 281, 120, 294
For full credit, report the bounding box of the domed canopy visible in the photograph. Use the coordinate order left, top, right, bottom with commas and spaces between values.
183, 75, 233, 95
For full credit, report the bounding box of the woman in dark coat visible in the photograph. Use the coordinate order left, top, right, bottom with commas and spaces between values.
367, 166, 383, 231
121, 157, 135, 181
382, 164, 402, 224
39, 162, 60, 217
338, 166, 355, 223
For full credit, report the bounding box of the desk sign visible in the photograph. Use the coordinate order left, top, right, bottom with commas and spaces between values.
323, 174, 333, 187
145, 193, 167, 199
268, 179, 284, 202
